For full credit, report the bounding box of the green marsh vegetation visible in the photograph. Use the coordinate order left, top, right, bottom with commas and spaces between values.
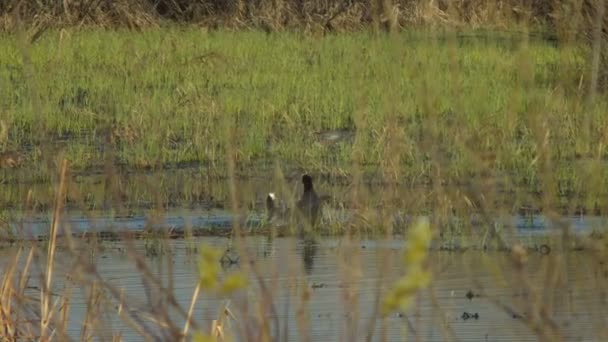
0, 27, 606, 214
0, 0, 608, 341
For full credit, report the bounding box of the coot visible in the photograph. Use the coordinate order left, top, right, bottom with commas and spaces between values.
297, 174, 320, 226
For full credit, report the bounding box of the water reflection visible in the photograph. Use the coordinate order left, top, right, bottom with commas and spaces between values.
301, 238, 318, 274
1, 235, 607, 341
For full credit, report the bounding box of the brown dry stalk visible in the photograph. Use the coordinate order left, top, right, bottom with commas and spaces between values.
40, 159, 68, 340
0, 0, 602, 35
182, 282, 201, 338
588, 0, 606, 103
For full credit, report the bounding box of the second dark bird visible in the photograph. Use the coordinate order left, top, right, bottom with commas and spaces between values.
297, 174, 320, 227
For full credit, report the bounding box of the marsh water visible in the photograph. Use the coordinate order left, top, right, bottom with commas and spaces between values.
2, 209, 608, 341
1, 172, 608, 341
1, 163, 607, 340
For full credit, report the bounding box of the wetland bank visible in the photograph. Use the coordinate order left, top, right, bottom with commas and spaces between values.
2, 1, 608, 340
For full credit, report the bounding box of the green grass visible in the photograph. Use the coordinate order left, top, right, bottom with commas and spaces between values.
0, 27, 607, 212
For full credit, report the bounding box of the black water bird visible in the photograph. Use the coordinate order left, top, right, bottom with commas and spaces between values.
264, 174, 323, 232
297, 174, 321, 227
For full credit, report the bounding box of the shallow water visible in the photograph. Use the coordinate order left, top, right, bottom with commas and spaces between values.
2, 234, 608, 341
6, 208, 608, 243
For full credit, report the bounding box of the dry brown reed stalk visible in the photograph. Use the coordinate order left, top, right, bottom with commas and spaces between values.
508, 246, 562, 341
363, 244, 391, 342
0, 243, 38, 341
40, 159, 68, 340
294, 281, 311, 342
378, 0, 399, 33
222, 106, 283, 341
1, 0, 159, 31
182, 282, 201, 338
587, 0, 606, 103
70, 245, 197, 340
1, 248, 23, 339
44, 164, 202, 340
200, 301, 237, 341
362, 102, 405, 342
0, 0, 591, 32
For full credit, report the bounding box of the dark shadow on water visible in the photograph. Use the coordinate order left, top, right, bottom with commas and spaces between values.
301, 237, 318, 275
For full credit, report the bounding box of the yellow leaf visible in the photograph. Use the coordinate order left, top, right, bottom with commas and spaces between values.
193, 331, 217, 342
220, 273, 248, 295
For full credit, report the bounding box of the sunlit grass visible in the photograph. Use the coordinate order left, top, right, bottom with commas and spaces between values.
1, 28, 606, 213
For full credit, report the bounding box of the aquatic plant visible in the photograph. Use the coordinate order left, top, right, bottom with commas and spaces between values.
0, 27, 606, 215
382, 218, 432, 315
